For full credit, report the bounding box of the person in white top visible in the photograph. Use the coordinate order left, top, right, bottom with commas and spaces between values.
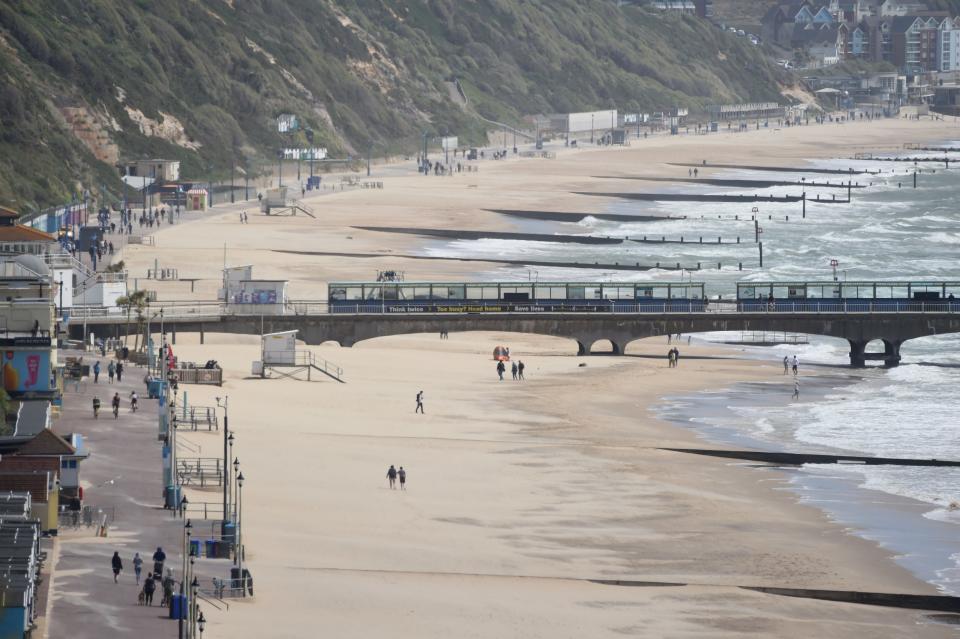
792, 356, 799, 375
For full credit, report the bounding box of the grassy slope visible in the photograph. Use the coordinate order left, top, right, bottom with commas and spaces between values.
0, 0, 783, 210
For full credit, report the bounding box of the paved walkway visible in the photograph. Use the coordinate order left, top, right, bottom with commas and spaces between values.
47, 350, 232, 638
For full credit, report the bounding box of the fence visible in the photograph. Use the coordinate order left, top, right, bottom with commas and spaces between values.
58, 505, 116, 530
180, 501, 225, 520
180, 405, 218, 431
177, 458, 224, 487
169, 367, 223, 386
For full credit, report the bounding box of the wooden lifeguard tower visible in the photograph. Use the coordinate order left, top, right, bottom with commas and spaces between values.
252, 330, 343, 382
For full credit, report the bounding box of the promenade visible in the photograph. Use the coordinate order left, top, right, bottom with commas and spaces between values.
47, 350, 229, 638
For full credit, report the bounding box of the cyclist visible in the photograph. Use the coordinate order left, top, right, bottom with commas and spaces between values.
111, 393, 121, 419
92, 396, 101, 419
130, 391, 139, 413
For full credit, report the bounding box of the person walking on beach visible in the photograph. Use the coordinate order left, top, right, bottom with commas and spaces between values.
111, 551, 123, 583
783, 356, 789, 375
152, 547, 166, 579
667, 349, 675, 368
518, 361, 525, 380
415, 390, 424, 414
792, 377, 800, 400
132, 552, 143, 584
497, 360, 505, 380
108, 360, 115, 383
398, 466, 407, 490
387, 465, 398, 489
93, 361, 101, 383
673, 347, 680, 367
511, 361, 518, 380
116, 361, 123, 382
792, 355, 799, 376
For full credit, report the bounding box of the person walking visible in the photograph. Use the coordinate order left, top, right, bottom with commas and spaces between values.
511, 361, 518, 380
161, 569, 175, 607
792, 377, 800, 400
152, 547, 166, 579
783, 356, 789, 375
108, 360, 115, 383
111, 551, 123, 583
398, 466, 407, 490
143, 574, 156, 606
116, 361, 123, 382
132, 552, 143, 584
517, 361, 525, 380
111, 392, 121, 419
672, 347, 680, 367
387, 465, 397, 489
415, 390, 424, 414
497, 360, 505, 380
92, 395, 101, 419
792, 355, 799, 376
667, 349, 675, 368
93, 361, 101, 383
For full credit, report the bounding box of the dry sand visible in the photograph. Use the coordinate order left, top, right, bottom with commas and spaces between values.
123, 118, 960, 636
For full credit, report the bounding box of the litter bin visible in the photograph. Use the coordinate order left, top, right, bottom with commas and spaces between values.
230, 567, 241, 590
221, 521, 236, 545
205, 539, 216, 558
189, 539, 200, 557
147, 378, 166, 399
169, 593, 187, 619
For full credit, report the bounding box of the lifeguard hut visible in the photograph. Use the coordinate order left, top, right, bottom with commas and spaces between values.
260, 187, 315, 218
252, 330, 343, 382
186, 188, 208, 211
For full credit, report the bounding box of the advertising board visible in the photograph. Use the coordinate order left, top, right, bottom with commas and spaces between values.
2, 350, 51, 393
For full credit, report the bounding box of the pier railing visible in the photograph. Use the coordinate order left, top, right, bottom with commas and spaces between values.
68, 299, 960, 319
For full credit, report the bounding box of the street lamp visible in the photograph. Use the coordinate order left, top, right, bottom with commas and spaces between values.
215, 397, 230, 526
180, 518, 192, 639
191, 576, 199, 636
237, 471, 244, 596
198, 611, 206, 638
232, 457, 239, 523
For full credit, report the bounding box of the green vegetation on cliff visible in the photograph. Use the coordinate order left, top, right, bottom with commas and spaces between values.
0, 0, 784, 210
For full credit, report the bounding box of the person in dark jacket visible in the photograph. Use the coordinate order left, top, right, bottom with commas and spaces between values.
152, 547, 166, 579
143, 574, 156, 605
111, 551, 123, 583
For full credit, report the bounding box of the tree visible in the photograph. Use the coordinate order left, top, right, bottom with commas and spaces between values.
116, 289, 148, 352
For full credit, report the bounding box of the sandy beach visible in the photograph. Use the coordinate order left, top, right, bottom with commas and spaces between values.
113, 118, 960, 637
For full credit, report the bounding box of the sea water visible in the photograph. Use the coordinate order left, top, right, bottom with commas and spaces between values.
421, 138, 960, 593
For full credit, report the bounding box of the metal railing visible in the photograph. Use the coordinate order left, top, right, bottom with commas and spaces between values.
177, 458, 224, 487
58, 505, 116, 529
294, 350, 343, 380
67, 299, 960, 320
180, 405, 218, 431
180, 501, 225, 520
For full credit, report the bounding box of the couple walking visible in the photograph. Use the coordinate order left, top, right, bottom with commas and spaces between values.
497, 360, 525, 380
667, 347, 680, 368
386, 465, 407, 490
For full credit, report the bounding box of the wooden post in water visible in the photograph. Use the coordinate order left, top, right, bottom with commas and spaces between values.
802, 192, 806, 218
913, 170, 917, 189
759, 241, 763, 268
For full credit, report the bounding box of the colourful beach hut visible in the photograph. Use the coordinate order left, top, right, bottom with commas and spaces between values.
187, 188, 208, 211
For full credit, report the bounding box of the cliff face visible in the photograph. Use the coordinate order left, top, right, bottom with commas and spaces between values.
0, 0, 783, 209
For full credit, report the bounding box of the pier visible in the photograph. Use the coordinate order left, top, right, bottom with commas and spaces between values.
69, 303, 960, 368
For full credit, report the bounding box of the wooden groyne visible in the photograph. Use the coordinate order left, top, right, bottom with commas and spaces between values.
593, 176, 866, 189
274, 250, 712, 272
574, 192, 851, 204
661, 448, 960, 467
486, 209, 686, 223
669, 162, 880, 175
354, 226, 746, 246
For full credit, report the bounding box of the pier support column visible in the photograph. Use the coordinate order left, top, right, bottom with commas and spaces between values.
882, 339, 902, 368
576, 340, 587, 356
200, 324, 204, 345
848, 339, 866, 368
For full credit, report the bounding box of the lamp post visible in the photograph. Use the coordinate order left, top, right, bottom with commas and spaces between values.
227, 432, 234, 511
232, 457, 239, 524
216, 397, 230, 527
180, 518, 192, 639
198, 611, 206, 638
237, 471, 244, 597
191, 576, 199, 639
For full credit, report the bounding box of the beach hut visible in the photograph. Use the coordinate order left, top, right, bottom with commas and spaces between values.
186, 188, 208, 211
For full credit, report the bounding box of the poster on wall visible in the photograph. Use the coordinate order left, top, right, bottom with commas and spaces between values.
2, 350, 51, 393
